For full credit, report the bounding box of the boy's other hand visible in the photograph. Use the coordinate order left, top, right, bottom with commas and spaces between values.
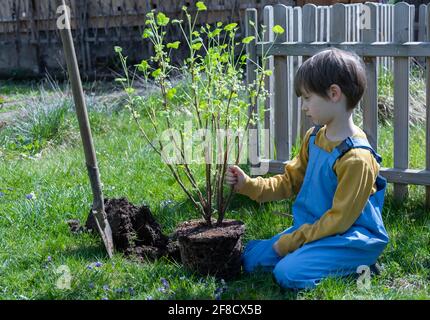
225, 165, 248, 192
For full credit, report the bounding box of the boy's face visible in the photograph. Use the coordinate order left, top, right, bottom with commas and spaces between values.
300, 85, 346, 126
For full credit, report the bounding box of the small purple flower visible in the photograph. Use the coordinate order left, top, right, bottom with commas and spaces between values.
146, 295, 153, 300
103, 285, 109, 291
128, 287, 135, 295
47, 256, 52, 262
215, 293, 222, 300
102, 297, 109, 300
95, 261, 103, 268
160, 278, 170, 289
214, 287, 223, 295
86, 265, 93, 270
25, 192, 36, 200
0, 192, 4, 197
89, 283, 95, 289
158, 286, 167, 293
114, 288, 124, 294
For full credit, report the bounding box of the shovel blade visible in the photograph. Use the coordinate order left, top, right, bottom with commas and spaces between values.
92, 209, 114, 258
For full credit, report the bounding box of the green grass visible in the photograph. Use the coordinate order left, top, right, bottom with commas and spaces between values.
0, 83, 429, 300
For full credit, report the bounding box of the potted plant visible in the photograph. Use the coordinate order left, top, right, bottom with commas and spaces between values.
115, 2, 283, 279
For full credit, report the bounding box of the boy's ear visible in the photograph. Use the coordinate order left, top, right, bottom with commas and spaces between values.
328, 84, 342, 103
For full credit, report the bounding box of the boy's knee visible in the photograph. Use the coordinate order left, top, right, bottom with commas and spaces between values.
272, 256, 298, 288
272, 256, 318, 289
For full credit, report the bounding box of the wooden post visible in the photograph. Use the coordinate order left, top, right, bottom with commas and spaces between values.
76, 0, 88, 74
393, 2, 410, 202
263, 5, 274, 160
362, 2, 378, 151
300, 4, 317, 139
426, 3, 430, 210
29, 0, 42, 75
245, 9, 260, 171
14, 0, 21, 68
274, 4, 290, 161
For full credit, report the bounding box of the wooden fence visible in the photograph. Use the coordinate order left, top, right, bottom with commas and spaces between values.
245, 2, 430, 208
0, 0, 294, 78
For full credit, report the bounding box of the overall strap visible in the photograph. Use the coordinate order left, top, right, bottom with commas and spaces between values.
310, 125, 323, 137
308, 125, 323, 152
329, 136, 383, 170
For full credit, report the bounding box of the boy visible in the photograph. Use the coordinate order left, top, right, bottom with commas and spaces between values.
226, 48, 389, 289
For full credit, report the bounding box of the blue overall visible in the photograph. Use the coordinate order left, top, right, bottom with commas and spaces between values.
242, 126, 389, 289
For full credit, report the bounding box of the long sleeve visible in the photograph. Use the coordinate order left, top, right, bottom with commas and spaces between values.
275, 148, 379, 256
236, 128, 313, 203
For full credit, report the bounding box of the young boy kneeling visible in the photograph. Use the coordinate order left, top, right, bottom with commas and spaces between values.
226, 48, 389, 289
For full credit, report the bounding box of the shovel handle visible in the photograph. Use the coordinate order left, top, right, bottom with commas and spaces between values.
56, 0, 114, 258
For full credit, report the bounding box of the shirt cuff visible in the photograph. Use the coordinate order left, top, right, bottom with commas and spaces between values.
276, 234, 296, 256
236, 175, 262, 200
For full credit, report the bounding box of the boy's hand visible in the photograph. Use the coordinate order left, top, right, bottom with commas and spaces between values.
272, 240, 283, 257
225, 165, 248, 192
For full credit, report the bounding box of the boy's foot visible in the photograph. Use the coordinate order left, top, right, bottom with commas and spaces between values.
369, 262, 382, 276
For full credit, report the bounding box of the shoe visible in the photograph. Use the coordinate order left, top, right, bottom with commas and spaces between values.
369, 262, 382, 276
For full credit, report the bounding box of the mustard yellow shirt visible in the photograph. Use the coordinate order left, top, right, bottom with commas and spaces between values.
238, 125, 379, 256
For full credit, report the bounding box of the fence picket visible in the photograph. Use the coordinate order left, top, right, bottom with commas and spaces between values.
292, 6, 302, 146
426, 3, 430, 209
300, 4, 316, 139
273, 4, 290, 161
245, 8, 260, 169
362, 2, 378, 151
393, 2, 411, 202
263, 5, 274, 160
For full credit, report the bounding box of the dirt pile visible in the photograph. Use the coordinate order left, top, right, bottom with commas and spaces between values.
77, 197, 180, 262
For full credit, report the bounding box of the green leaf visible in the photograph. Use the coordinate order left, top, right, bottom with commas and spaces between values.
135, 60, 149, 72
166, 88, 177, 100
172, 19, 183, 24
217, 22, 223, 28
273, 25, 285, 35
264, 69, 273, 76
151, 68, 162, 78
167, 41, 180, 49
192, 31, 200, 37
115, 78, 127, 83
156, 12, 170, 26
125, 87, 135, 95
114, 46, 123, 53
191, 43, 203, 51
196, 1, 207, 11
242, 36, 255, 44
142, 28, 154, 39
208, 28, 221, 38
224, 23, 238, 32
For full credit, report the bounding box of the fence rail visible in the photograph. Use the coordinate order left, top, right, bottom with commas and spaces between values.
246, 2, 430, 208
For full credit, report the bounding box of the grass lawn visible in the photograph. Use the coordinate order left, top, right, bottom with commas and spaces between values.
0, 82, 429, 300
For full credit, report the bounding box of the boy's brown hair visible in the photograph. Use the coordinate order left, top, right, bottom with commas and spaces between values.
294, 48, 367, 110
